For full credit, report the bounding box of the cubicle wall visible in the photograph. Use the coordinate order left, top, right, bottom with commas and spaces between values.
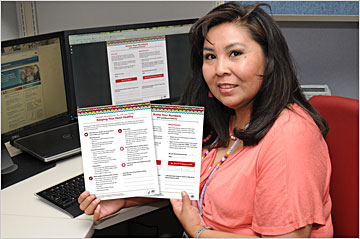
279, 20, 358, 100
238, 1, 359, 99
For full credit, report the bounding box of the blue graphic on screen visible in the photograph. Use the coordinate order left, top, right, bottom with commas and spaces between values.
1, 56, 41, 91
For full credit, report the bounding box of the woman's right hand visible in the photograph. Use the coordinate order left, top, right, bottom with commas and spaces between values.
78, 191, 126, 221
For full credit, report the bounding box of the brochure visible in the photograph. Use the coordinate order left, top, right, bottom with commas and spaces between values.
78, 102, 159, 200
150, 104, 204, 200
106, 36, 170, 104
78, 102, 204, 200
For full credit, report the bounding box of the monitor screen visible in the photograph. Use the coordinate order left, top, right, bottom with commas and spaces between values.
64, 19, 196, 109
1, 32, 75, 143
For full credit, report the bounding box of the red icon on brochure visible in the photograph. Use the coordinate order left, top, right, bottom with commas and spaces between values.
84, 133, 89, 137
121, 163, 126, 167
118, 129, 122, 133
89, 176, 93, 180
120, 146, 124, 151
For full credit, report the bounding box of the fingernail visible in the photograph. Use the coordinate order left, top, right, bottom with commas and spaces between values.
181, 191, 186, 196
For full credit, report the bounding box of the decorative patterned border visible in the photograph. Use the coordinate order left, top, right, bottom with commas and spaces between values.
107, 35, 166, 46
77, 102, 151, 116
151, 104, 204, 115
78, 103, 205, 116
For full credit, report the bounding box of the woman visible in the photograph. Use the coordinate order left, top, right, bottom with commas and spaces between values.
33, 64, 40, 81
79, 2, 332, 237
25, 66, 34, 82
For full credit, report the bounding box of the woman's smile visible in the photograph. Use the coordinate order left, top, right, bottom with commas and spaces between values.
218, 83, 239, 93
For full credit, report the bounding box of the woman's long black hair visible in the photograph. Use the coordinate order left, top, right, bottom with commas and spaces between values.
178, 2, 328, 148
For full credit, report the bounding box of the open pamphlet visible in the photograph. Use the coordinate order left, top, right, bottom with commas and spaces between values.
78, 102, 204, 200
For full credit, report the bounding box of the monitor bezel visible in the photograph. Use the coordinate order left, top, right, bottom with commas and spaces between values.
1, 31, 77, 144
63, 18, 198, 109
64, 18, 197, 38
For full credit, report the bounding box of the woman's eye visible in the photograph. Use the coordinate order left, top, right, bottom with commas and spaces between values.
230, 51, 242, 57
204, 53, 216, 60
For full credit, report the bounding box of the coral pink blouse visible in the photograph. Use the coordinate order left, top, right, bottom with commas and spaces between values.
199, 104, 333, 237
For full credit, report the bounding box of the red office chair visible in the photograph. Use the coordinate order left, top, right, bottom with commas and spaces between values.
309, 95, 359, 238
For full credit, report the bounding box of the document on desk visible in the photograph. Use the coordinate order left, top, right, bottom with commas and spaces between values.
149, 104, 204, 200
77, 102, 159, 200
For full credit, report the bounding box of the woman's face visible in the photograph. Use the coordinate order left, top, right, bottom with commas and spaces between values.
26, 68, 32, 76
202, 22, 265, 112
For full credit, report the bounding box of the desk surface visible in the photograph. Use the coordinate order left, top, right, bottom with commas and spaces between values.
1, 154, 168, 238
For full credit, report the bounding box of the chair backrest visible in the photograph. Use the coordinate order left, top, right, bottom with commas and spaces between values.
309, 95, 359, 238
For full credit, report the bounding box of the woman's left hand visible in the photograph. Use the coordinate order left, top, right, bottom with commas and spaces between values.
170, 191, 206, 237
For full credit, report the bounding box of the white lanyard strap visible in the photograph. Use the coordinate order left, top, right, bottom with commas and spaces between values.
198, 138, 240, 215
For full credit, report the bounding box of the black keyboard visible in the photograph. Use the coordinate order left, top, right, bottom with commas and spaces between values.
36, 174, 85, 217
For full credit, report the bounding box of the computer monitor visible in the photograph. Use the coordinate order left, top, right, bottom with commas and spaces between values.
1, 31, 75, 181
63, 19, 196, 109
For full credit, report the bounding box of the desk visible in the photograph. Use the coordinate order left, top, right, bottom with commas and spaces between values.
1, 154, 168, 238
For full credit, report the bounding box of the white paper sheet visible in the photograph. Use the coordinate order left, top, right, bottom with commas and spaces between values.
106, 36, 170, 104
77, 102, 159, 200
149, 104, 204, 200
